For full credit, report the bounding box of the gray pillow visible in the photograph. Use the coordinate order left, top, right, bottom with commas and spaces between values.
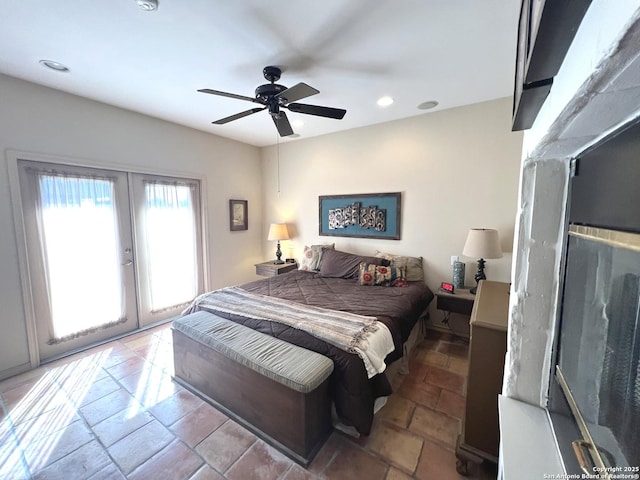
319, 249, 390, 279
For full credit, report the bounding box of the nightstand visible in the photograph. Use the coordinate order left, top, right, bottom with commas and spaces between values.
255, 261, 297, 277
434, 287, 475, 338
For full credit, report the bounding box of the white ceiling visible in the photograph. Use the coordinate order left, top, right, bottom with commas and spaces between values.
0, 0, 520, 147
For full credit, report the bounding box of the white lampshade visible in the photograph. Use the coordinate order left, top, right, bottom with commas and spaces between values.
462, 228, 503, 259
267, 223, 290, 241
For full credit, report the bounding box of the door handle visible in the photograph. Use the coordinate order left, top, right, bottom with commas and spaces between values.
572, 440, 597, 476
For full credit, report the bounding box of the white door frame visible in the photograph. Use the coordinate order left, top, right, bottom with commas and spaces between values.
7, 149, 210, 367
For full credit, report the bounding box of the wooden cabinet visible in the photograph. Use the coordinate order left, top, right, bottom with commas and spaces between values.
455, 280, 509, 474
255, 261, 297, 277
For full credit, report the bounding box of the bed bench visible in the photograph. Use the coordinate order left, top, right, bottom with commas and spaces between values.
171, 311, 334, 466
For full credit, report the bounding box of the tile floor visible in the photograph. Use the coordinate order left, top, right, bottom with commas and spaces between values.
0, 324, 497, 480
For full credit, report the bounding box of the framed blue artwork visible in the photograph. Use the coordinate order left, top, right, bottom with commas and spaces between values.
319, 192, 401, 240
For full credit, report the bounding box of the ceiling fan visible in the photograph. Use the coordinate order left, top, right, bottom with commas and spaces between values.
198, 66, 346, 137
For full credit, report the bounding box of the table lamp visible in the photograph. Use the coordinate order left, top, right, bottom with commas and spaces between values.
268, 223, 289, 264
462, 228, 502, 294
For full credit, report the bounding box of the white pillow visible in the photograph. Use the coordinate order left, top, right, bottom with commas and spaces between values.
299, 243, 335, 271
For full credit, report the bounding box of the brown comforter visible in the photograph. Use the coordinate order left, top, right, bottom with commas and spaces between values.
187, 269, 433, 435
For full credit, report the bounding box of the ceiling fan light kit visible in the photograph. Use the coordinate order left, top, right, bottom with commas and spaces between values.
198, 66, 346, 137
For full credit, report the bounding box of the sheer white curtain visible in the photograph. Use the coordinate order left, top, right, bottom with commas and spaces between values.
143, 181, 198, 312
19, 162, 202, 359
36, 173, 124, 340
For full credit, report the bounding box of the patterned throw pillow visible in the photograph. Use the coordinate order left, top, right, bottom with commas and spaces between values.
374, 251, 424, 282
359, 263, 378, 286
298, 243, 335, 271
358, 263, 406, 287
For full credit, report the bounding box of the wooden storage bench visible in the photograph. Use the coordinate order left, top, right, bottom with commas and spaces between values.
172, 311, 334, 466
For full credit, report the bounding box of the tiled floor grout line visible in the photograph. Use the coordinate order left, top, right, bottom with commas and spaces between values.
216, 435, 259, 479
97, 336, 234, 480
53, 356, 130, 480
1, 338, 136, 478
37, 337, 161, 479
10, 371, 83, 478
168, 408, 232, 480
1, 329, 496, 479
139, 330, 253, 479
0, 397, 33, 480
91, 340, 178, 478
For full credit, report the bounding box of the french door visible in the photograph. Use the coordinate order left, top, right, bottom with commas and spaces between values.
130, 174, 204, 327
18, 160, 203, 362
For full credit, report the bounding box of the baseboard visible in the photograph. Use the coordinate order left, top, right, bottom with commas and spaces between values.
0, 362, 32, 382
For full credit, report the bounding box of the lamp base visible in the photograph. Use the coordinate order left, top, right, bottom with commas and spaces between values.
274, 240, 284, 264
470, 258, 487, 295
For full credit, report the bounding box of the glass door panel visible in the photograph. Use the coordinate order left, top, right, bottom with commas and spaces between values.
131, 174, 203, 327
550, 226, 640, 471
19, 161, 138, 361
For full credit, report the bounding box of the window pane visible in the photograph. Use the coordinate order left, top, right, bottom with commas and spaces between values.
553, 232, 640, 469
143, 182, 197, 312
38, 174, 124, 340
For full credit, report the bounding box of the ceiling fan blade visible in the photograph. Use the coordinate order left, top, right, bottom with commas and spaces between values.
286, 103, 346, 120
275, 82, 319, 104
213, 107, 266, 125
272, 112, 294, 137
198, 88, 260, 104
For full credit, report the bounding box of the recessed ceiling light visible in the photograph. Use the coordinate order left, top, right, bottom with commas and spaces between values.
417, 100, 439, 110
136, 0, 158, 11
377, 96, 394, 107
39, 60, 70, 72
289, 134, 301, 139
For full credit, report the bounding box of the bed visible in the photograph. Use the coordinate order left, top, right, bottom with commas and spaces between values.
179, 248, 434, 436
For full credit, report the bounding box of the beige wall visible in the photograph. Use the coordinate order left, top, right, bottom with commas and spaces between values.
0, 78, 523, 379
260, 97, 523, 321
0, 74, 263, 379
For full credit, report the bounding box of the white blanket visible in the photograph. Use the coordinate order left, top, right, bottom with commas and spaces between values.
184, 286, 395, 378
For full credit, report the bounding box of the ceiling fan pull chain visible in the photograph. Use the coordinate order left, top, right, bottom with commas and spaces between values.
277, 133, 281, 194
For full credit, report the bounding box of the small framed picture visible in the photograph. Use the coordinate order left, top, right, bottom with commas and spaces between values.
229, 199, 248, 231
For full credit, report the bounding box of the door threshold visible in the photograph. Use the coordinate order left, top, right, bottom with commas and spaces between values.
40, 317, 177, 366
